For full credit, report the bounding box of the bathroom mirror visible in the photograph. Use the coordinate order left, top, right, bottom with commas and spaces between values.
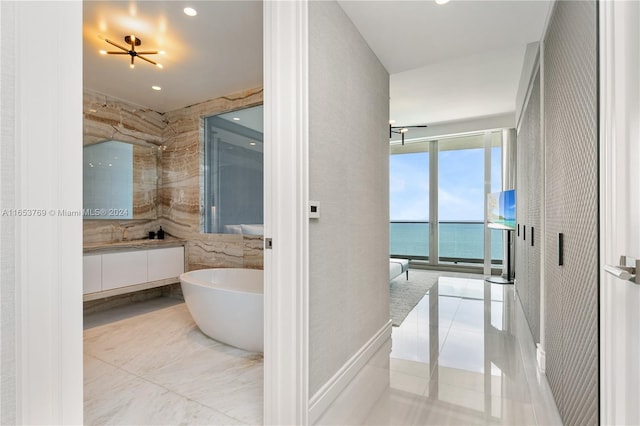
83, 139, 158, 220
203, 104, 263, 235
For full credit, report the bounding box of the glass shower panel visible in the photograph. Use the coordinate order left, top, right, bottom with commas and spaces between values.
204, 105, 264, 234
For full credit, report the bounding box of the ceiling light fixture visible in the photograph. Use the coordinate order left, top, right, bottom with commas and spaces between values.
390, 124, 428, 145
436, 0, 451, 4
184, 7, 197, 17
152, 85, 162, 91
100, 34, 163, 69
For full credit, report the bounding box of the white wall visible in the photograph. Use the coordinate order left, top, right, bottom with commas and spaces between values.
0, 2, 17, 422
515, 42, 540, 127
308, 0, 390, 398
600, 1, 640, 424
0, 1, 83, 424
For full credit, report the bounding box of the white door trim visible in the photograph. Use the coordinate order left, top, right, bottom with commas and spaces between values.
599, 1, 640, 424
263, 1, 310, 424
6, 2, 84, 424
6, 1, 312, 423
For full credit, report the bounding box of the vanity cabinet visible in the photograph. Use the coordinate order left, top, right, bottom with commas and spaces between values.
102, 250, 148, 290
83, 244, 185, 300
147, 247, 185, 282
83, 254, 102, 294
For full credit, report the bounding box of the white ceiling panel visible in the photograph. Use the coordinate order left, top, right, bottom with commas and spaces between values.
83, 1, 263, 113
339, 0, 551, 128
391, 45, 525, 125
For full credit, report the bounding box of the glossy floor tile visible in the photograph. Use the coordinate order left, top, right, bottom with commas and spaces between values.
365, 274, 562, 425
84, 299, 263, 425
84, 274, 561, 426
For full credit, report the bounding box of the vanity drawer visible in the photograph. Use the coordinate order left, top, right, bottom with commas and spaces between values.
83, 254, 102, 294
147, 246, 185, 281
101, 250, 148, 290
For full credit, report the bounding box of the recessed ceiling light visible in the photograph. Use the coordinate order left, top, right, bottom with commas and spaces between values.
152, 85, 162, 91
159, 50, 166, 55
156, 63, 163, 69
436, 0, 450, 4
184, 7, 197, 16
99, 50, 107, 55
233, 117, 240, 121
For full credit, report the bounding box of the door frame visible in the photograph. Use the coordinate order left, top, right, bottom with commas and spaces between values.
263, 1, 310, 424
5, 1, 312, 424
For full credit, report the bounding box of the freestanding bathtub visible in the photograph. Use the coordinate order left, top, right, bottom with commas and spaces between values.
179, 268, 263, 353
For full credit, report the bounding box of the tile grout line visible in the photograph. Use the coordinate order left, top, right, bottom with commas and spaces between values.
85, 352, 256, 425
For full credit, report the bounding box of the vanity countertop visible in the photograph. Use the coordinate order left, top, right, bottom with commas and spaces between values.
83, 236, 187, 254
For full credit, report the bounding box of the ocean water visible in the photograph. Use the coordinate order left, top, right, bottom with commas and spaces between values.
390, 222, 504, 261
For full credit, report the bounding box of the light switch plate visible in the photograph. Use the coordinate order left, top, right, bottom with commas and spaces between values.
309, 201, 320, 219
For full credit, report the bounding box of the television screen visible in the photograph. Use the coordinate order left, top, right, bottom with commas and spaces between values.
487, 189, 516, 230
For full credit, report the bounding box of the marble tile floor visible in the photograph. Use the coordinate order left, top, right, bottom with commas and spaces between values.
364, 274, 563, 425
85, 273, 562, 426
84, 298, 263, 425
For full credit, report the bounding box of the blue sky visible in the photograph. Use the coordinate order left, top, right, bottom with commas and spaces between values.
390, 147, 502, 221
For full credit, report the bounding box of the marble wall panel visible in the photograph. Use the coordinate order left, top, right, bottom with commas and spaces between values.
83, 89, 165, 146
133, 144, 158, 219
187, 235, 245, 270
243, 235, 265, 270
83, 219, 163, 245
161, 87, 264, 271
83, 88, 164, 242
83, 87, 264, 270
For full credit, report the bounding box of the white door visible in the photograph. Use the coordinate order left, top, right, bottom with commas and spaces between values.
600, 2, 640, 424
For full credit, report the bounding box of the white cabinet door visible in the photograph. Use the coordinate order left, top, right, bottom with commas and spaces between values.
102, 251, 148, 290
147, 246, 184, 282
83, 254, 102, 294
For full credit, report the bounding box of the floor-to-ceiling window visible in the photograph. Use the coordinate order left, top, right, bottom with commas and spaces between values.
390, 131, 505, 269
438, 135, 485, 264
390, 148, 430, 259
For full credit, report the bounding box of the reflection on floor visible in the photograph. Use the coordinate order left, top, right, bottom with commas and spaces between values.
84, 274, 562, 425
83, 298, 263, 425
365, 274, 562, 425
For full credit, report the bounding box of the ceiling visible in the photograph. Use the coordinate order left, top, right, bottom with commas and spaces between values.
83, 0, 550, 127
83, 1, 262, 113
338, 0, 551, 130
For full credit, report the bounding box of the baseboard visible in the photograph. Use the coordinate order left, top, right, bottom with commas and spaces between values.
309, 320, 392, 424
536, 343, 546, 373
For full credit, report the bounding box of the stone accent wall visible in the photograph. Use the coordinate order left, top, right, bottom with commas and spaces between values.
83, 89, 164, 243
83, 87, 264, 270
161, 87, 264, 270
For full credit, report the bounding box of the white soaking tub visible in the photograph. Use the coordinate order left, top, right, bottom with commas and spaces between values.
180, 268, 263, 353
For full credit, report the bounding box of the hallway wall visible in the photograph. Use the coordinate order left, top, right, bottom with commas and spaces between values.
515, 66, 542, 344
543, 1, 599, 424
308, 0, 390, 400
